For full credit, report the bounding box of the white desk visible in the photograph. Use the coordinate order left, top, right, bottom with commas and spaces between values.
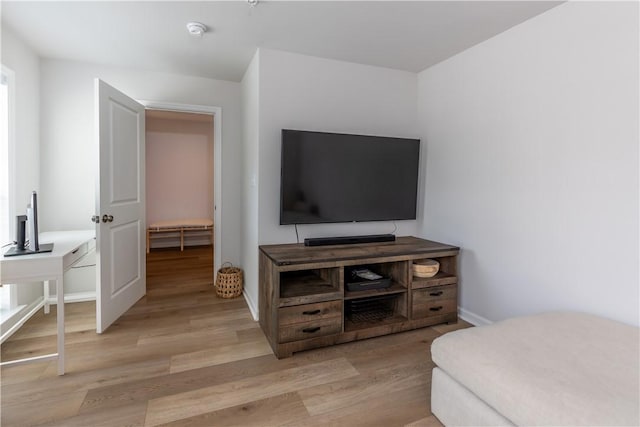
0, 230, 95, 375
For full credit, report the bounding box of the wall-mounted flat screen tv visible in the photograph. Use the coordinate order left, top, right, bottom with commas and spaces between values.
280, 129, 420, 225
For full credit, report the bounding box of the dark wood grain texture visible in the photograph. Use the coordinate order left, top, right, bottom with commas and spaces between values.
261, 236, 459, 267
259, 236, 460, 358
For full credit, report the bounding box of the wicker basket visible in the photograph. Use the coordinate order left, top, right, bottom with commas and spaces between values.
413, 259, 440, 278
216, 262, 243, 298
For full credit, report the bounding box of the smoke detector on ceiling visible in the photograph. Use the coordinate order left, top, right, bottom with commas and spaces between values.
186, 22, 208, 37
247, 0, 259, 7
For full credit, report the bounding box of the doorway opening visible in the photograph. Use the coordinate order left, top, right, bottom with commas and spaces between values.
141, 101, 222, 279
145, 109, 215, 295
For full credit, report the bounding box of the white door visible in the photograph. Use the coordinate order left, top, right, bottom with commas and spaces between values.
95, 79, 146, 333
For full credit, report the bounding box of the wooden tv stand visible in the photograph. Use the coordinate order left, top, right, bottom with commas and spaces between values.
259, 236, 459, 358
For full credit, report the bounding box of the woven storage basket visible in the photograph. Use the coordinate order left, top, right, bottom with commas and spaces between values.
216, 263, 243, 298
413, 259, 440, 278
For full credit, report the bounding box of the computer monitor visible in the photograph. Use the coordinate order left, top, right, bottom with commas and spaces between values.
3, 191, 53, 256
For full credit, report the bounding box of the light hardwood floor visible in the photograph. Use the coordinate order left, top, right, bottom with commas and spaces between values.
1, 246, 471, 426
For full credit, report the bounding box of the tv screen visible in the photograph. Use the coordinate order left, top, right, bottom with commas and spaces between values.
280, 129, 420, 225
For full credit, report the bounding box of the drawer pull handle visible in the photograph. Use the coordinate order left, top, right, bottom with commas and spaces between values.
302, 327, 321, 333
302, 309, 321, 315
429, 306, 443, 312
429, 291, 443, 296
72, 248, 79, 254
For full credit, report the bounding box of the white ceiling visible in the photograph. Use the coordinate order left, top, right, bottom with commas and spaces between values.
2, 1, 562, 82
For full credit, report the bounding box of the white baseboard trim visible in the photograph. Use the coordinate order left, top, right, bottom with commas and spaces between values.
1, 297, 45, 344
458, 307, 493, 326
47, 291, 96, 305
243, 291, 259, 322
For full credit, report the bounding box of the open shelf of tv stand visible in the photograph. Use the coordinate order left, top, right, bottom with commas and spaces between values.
343, 282, 406, 300
279, 269, 341, 307
259, 236, 460, 358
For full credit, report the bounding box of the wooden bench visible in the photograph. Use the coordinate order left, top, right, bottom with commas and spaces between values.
147, 219, 213, 253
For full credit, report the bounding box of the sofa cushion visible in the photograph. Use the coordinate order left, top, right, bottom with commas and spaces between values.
431, 312, 639, 426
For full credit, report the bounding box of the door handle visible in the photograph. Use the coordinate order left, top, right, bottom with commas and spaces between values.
91, 215, 100, 223
102, 214, 114, 223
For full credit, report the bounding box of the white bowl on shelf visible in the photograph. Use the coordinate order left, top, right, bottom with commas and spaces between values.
413, 259, 439, 278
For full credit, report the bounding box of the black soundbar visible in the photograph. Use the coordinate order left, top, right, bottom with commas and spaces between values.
304, 234, 396, 247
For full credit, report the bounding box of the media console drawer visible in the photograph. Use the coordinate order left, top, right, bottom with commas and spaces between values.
412, 284, 457, 319
279, 300, 342, 326
278, 317, 342, 343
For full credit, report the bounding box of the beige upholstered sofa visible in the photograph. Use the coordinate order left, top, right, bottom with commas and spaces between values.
431, 312, 640, 426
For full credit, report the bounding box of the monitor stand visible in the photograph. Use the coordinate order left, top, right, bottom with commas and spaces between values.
4, 243, 54, 257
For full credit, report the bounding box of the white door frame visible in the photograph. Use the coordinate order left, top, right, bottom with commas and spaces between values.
139, 101, 222, 275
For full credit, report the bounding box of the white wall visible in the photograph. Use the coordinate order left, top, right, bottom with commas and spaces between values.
240, 51, 260, 319
257, 49, 420, 245
146, 117, 214, 224
240, 48, 421, 316
39, 59, 243, 266
418, 1, 639, 326
1, 25, 40, 241
1, 24, 44, 332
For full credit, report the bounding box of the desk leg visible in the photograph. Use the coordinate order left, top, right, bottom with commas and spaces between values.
180, 228, 184, 251
55, 275, 65, 375
44, 280, 50, 314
